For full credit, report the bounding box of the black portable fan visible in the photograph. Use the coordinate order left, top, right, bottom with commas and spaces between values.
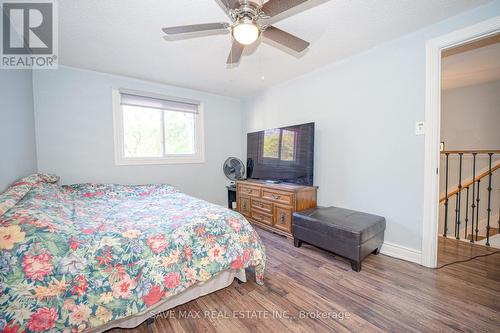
223, 157, 245, 183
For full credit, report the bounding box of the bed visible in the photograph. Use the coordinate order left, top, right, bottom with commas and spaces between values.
0, 174, 266, 332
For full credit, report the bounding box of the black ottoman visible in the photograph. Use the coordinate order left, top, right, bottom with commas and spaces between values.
293, 207, 386, 272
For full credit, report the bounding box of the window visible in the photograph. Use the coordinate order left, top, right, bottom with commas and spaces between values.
280, 129, 296, 161
263, 129, 280, 159
113, 90, 204, 165
262, 128, 297, 162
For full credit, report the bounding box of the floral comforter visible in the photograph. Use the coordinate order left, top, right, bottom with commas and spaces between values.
0, 174, 265, 332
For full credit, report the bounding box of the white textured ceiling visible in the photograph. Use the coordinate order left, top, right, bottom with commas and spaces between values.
59, 0, 492, 97
442, 40, 500, 90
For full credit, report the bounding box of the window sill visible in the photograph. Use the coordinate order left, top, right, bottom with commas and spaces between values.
115, 158, 205, 166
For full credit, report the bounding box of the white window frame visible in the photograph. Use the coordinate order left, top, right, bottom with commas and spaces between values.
112, 89, 205, 165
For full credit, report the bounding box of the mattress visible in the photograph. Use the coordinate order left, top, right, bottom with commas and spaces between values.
89, 269, 246, 332
0, 174, 265, 332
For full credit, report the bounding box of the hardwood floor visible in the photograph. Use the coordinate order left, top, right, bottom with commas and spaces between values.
438, 235, 500, 267
111, 228, 500, 333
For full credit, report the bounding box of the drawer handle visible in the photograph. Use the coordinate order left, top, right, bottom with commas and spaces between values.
243, 202, 247, 209
279, 212, 286, 224
245, 188, 252, 193
271, 194, 281, 200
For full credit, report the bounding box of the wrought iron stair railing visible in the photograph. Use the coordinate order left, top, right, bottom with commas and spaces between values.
439, 150, 500, 246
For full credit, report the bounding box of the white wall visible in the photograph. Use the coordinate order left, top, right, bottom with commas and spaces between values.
441, 80, 500, 150
241, 2, 500, 253
32, 67, 242, 206
0, 70, 37, 192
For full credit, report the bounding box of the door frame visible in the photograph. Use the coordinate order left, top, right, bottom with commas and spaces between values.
421, 16, 500, 268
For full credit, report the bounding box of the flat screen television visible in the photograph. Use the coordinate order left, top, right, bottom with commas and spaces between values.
246, 122, 314, 186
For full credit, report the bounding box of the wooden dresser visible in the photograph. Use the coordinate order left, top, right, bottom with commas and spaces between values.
236, 179, 318, 237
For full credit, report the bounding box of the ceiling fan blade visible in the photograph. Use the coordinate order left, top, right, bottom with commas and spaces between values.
227, 41, 245, 64
162, 23, 229, 35
263, 26, 310, 52
261, 0, 310, 18
215, 0, 241, 12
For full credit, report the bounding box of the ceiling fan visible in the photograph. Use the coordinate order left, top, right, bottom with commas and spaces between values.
162, 0, 314, 65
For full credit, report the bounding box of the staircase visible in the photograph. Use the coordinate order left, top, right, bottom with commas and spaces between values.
466, 228, 499, 241
439, 150, 500, 247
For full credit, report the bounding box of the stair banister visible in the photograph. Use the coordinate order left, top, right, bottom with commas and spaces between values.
439, 150, 499, 246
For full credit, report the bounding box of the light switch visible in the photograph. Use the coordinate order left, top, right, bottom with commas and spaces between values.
415, 121, 425, 135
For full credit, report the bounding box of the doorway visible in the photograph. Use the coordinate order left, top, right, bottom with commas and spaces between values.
421, 17, 500, 268
438, 34, 500, 266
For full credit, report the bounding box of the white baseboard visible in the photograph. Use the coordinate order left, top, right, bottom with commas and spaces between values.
380, 241, 422, 264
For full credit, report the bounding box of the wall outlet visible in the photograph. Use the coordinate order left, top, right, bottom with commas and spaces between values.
415, 121, 425, 135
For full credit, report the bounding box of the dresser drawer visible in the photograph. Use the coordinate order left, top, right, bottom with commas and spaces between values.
251, 211, 273, 226
238, 184, 261, 198
238, 195, 251, 216
235, 180, 317, 237
273, 204, 293, 233
251, 198, 273, 214
262, 189, 293, 206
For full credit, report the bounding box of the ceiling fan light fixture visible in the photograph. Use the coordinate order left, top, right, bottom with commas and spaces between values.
162, 0, 313, 64
232, 20, 260, 45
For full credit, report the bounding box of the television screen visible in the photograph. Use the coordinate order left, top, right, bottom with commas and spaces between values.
246, 122, 314, 186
